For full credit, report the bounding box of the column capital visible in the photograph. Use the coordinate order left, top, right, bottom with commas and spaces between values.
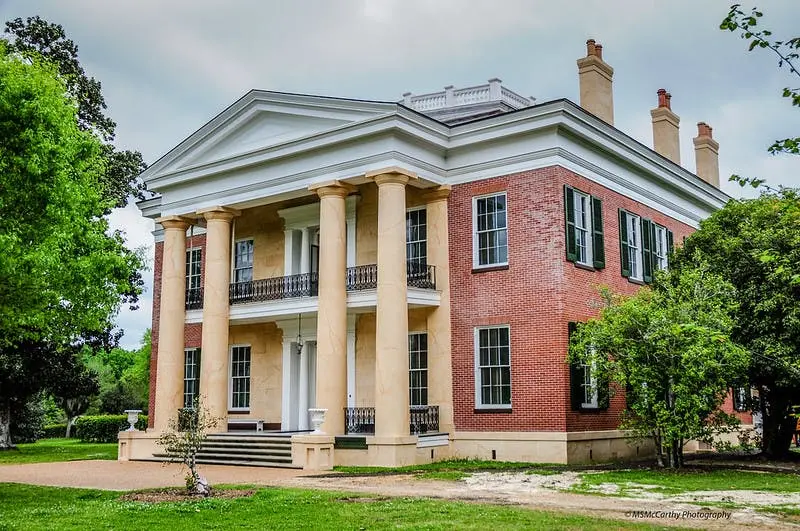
198, 206, 240, 222
309, 180, 357, 198
156, 215, 192, 231
366, 166, 418, 186
422, 185, 451, 203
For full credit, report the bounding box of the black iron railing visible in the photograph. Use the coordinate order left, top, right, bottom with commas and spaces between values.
346, 264, 378, 291
185, 288, 203, 310
407, 263, 436, 290
344, 407, 375, 435
227, 262, 435, 305
229, 272, 318, 304
410, 405, 439, 434
344, 405, 440, 435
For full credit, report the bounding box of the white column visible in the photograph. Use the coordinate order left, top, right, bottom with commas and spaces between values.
280, 339, 293, 431
300, 227, 311, 275
284, 230, 294, 275
298, 341, 310, 431
346, 196, 357, 268
346, 315, 356, 407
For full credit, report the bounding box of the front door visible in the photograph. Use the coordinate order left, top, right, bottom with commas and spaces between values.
287, 340, 317, 431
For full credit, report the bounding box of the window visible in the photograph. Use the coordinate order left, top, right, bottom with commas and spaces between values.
581, 362, 598, 408
475, 326, 511, 408
619, 210, 643, 281
733, 387, 749, 412
621, 210, 674, 283
183, 348, 201, 409
653, 224, 669, 272
233, 239, 254, 283
185, 248, 202, 291
473, 193, 508, 268
569, 323, 608, 411
230, 346, 251, 410
406, 208, 427, 266
564, 186, 605, 269
409, 333, 428, 407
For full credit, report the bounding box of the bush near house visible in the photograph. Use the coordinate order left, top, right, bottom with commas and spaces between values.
42, 424, 68, 439
74, 415, 147, 443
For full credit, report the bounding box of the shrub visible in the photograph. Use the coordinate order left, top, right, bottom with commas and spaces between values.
42, 424, 68, 438
10, 395, 46, 443
74, 414, 148, 443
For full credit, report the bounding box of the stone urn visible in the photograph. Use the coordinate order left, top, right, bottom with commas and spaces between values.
124, 409, 142, 431
308, 408, 327, 434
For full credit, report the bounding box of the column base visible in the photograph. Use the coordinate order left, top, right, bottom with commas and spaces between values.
291, 434, 335, 470
117, 430, 162, 461
365, 436, 418, 467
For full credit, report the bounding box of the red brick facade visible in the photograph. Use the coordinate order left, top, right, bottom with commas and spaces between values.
448, 165, 707, 433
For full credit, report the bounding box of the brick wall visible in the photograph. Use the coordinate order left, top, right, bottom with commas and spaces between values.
449, 165, 703, 433
147, 233, 206, 428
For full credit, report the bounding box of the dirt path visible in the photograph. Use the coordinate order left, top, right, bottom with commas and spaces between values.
282, 473, 789, 530
0, 461, 793, 529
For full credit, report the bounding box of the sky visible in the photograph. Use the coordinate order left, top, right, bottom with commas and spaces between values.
0, 0, 797, 349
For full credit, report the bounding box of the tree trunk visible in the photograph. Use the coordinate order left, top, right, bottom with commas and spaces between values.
760, 387, 795, 458
65, 417, 75, 438
0, 400, 14, 450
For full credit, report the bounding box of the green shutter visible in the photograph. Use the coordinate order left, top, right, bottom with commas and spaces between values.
564, 185, 577, 262
667, 230, 674, 256
568, 322, 582, 411
619, 210, 630, 277
641, 219, 653, 283
591, 196, 605, 269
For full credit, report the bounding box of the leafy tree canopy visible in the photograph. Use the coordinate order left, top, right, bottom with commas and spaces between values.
676, 188, 800, 457
4, 16, 147, 208
570, 265, 748, 468
0, 43, 142, 448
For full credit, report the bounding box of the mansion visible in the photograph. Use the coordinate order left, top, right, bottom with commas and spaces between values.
120, 40, 749, 469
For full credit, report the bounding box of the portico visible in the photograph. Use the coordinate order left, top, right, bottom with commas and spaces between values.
147, 168, 452, 468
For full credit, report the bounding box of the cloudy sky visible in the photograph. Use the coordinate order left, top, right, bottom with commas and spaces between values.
1, 0, 797, 349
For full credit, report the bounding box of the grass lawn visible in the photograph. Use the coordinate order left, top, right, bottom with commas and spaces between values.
571, 468, 800, 495
0, 439, 117, 465
335, 458, 562, 476
0, 483, 679, 531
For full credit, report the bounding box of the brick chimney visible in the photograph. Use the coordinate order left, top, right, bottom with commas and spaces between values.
577, 39, 614, 124
693, 122, 720, 187
650, 89, 681, 164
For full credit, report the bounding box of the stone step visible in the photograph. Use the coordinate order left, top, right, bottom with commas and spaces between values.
195, 458, 301, 469
206, 436, 293, 444
202, 441, 291, 450
195, 451, 293, 463
197, 447, 291, 458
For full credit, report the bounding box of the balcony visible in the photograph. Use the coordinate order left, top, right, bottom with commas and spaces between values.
226, 263, 436, 306
343, 405, 440, 435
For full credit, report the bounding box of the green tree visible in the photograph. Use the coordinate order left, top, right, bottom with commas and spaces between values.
4, 16, 147, 208
569, 265, 748, 469
677, 189, 800, 457
0, 45, 142, 448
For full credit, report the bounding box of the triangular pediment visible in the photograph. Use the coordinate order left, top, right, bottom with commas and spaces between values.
178, 110, 350, 168
144, 91, 395, 180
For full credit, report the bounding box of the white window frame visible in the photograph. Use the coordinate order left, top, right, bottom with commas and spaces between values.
653, 224, 668, 271
472, 192, 508, 269
183, 348, 200, 409
408, 332, 428, 407
626, 213, 643, 281
406, 206, 427, 267
228, 344, 251, 411
185, 248, 202, 291
581, 361, 598, 409
233, 238, 254, 284
572, 189, 593, 266
474, 325, 512, 409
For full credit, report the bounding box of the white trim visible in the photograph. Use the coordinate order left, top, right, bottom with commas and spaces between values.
625, 212, 643, 281
347, 314, 356, 407
653, 223, 668, 271
232, 238, 254, 283
278, 203, 320, 230
472, 192, 509, 269
473, 325, 512, 410
280, 339, 293, 430
580, 361, 599, 409
228, 344, 252, 412
572, 189, 593, 267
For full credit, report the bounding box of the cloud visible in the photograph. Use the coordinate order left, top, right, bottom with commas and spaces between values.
0, 0, 797, 345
